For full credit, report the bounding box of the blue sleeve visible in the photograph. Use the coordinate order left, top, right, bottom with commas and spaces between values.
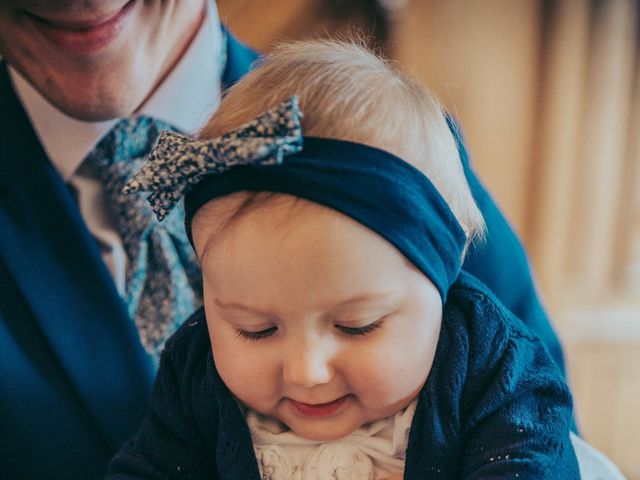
454, 275, 579, 478
447, 117, 566, 378
461, 323, 579, 479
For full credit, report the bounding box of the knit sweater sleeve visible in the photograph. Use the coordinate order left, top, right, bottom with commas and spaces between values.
453, 274, 579, 479
105, 309, 217, 479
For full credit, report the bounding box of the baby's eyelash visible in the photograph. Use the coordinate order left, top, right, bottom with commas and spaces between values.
235, 326, 277, 341
336, 318, 384, 337
235, 319, 385, 341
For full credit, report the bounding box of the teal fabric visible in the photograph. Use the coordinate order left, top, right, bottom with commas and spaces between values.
0, 63, 155, 479
84, 117, 202, 364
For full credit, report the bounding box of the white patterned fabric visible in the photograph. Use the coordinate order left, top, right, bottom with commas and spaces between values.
124, 96, 303, 221
83, 117, 202, 364
247, 400, 417, 480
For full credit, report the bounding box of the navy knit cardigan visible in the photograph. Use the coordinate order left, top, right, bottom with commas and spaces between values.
106, 272, 579, 479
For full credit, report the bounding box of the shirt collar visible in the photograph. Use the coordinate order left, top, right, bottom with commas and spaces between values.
9, 1, 224, 181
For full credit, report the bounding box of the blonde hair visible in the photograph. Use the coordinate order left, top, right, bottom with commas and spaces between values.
199, 39, 485, 246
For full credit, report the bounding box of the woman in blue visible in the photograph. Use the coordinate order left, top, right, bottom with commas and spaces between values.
107, 40, 578, 479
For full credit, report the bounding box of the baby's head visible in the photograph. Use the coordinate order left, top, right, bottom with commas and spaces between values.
129, 40, 484, 441
199, 40, 484, 242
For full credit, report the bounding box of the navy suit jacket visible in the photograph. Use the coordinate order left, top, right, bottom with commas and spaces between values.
0, 29, 565, 479
0, 30, 258, 480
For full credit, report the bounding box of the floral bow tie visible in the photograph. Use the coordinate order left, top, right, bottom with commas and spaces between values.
124, 96, 303, 221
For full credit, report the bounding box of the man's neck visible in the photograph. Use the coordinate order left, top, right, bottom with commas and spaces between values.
135, 0, 208, 114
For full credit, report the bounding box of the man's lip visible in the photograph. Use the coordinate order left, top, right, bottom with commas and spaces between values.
288, 395, 349, 418
20, 1, 135, 54
24, 1, 133, 29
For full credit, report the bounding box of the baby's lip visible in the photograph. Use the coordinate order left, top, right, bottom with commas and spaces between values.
288, 395, 349, 417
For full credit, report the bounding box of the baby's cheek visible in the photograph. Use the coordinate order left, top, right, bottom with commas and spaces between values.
349, 349, 430, 410
215, 350, 275, 406
210, 334, 264, 397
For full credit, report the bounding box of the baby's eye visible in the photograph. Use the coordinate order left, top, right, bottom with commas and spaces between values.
235, 326, 277, 341
335, 318, 384, 337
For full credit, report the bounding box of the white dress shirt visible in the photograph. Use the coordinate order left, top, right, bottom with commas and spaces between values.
9, 2, 225, 294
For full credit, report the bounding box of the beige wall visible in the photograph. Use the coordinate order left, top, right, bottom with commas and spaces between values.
393, 2, 640, 475
392, 0, 541, 239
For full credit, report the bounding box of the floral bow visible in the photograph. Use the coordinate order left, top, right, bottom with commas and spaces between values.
124, 96, 303, 221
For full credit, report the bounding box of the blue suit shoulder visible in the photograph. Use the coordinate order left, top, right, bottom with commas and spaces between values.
448, 114, 566, 377
221, 26, 260, 90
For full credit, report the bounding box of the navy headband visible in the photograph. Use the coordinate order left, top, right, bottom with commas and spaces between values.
125, 97, 466, 300
185, 137, 465, 299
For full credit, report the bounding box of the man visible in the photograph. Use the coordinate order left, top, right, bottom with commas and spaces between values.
0, 1, 566, 478
0, 1, 257, 478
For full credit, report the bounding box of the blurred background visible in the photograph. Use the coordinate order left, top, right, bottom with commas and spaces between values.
217, 0, 640, 476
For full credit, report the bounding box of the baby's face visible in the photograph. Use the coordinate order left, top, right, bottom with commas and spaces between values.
193, 194, 443, 442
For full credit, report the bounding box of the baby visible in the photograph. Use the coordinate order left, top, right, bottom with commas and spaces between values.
107, 40, 578, 479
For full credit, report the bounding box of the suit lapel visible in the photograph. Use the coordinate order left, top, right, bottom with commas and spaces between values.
0, 62, 154, 450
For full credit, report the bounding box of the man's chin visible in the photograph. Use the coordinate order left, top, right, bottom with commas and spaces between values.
55, 100, 137, 122
44, 81, 145, 121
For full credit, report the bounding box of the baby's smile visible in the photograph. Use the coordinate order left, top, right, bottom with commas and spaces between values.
286, 394, 351, 418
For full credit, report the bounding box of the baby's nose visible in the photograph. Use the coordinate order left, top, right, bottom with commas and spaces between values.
282, 339, 336, 388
